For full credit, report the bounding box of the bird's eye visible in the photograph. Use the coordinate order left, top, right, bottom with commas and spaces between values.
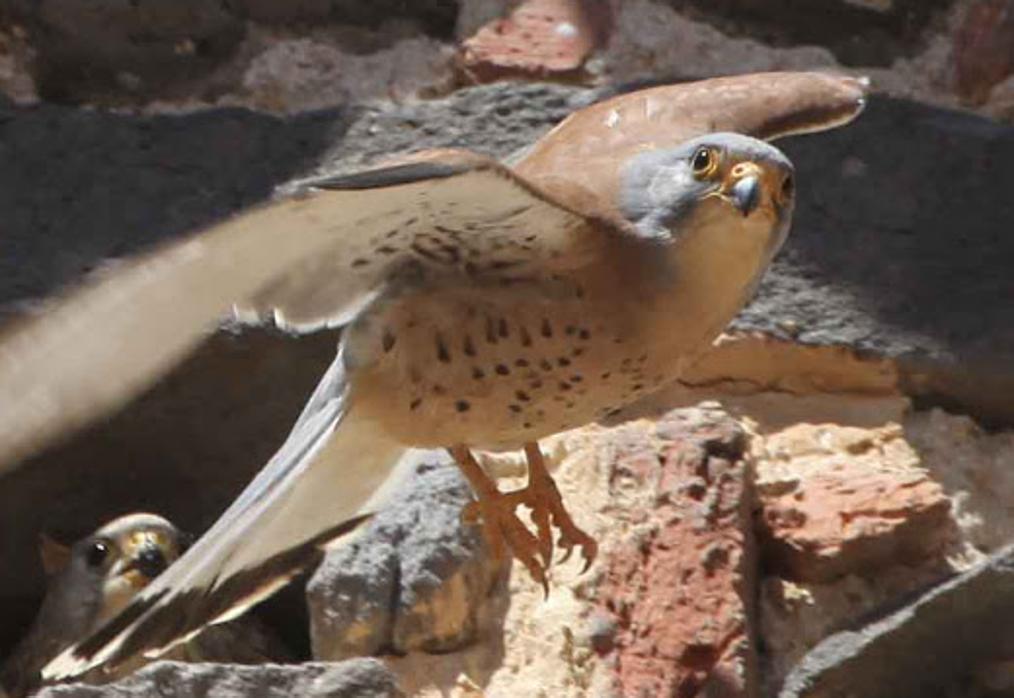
85, 540, 109, 568
691, 147, 718, 178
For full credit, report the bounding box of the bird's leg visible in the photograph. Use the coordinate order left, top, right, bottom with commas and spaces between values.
519, 442, 598, 573
448, 444, 548, 592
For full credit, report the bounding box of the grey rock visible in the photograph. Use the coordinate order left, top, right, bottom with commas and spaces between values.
307, 452, 506, 660
779, 544, 1014, 698
34, 658, 403, 698
235, 0, 459, 37
6, 0, 243, 101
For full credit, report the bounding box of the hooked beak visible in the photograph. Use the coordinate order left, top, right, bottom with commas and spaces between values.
723, 161, 763, 218
119, 532, 170, 583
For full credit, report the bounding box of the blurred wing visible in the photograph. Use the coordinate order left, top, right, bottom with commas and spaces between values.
0, 154, 611, 473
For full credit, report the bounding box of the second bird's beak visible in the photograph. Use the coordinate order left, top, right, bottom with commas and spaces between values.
119, 533, 171, 585
724, 162, 763, 218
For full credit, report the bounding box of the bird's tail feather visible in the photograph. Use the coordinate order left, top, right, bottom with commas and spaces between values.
42, 349, 409, 681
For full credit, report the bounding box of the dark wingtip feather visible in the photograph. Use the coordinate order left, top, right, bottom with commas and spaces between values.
309, 162, 472, 191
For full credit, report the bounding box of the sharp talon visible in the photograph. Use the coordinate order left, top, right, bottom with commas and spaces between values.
558, 544, 574, 565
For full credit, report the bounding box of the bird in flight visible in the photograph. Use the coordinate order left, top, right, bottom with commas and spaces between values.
0, 72, 867, 681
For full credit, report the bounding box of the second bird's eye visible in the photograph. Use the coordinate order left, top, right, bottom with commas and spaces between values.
691, 147, 717, 178
85, 540, 109, 568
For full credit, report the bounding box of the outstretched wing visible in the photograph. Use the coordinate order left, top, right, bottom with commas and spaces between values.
0, 153, 615, 473
514, 71, 868, 202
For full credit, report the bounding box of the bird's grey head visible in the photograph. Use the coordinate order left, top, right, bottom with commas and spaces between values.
618, 132, 795, 253
59, 513, 184, 630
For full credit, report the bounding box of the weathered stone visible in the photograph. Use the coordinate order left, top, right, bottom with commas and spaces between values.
757, 458, 952, 583
596, 407, 757, 698
953, 0, 1014, 104
236, 0, 459, 38
779, 544, 1014, 698
458, 0, 611, 81
34, 658, 403, 698
6, 0, 243, 101
307, 453, 507, 660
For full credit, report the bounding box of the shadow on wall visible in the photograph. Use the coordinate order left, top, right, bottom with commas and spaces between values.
0, 101, 349, 655
0, 102, 351, 307
747, 95, 1014, 371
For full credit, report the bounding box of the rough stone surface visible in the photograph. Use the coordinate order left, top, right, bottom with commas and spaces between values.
596, 408, 757, 698
756, 425, 953, 583
8, 0, 243, 102
458, 0, 611, 81
778, 544, 1014, 698
308, 453, 506, 660
34, 658, 404, 698
750, 402, 1014, 694
953, 0, 1014, 104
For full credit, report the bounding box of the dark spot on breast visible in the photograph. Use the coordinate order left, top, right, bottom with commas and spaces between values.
472, 367, 485, 379
559, 381, 572, 391
404, 217, 418, 226
519, 325, 533, 347
436, 334, 450, 363
570, 374, 583, 383
351, 258, 369, 268
637, 354, 648, 363
433, 384, 446, 395
463, 335, 476, 357
540, 359, 553, 372
495, 364, 510, 376
564, 325, 576, 336
515, 390, 531, 402
601, 372, 611, 380
523, 421, 533, 429
572, 348, 585, 357
575, 285, 585, 299
529, 379, 543, 389
410, 398, 422, 410
557, 357, 571, 367
377, 245, 397, 255
382, 329, 396, 352
509, 404, 522, 413
541, 318, 553, 338
455, 400, 471, 413
385, 229, 400, 239
485, 316, 498, 344
515, 358, 530, 368
498, 318, 509, 338
579, 329, 591, 340
632, 383, 644, 391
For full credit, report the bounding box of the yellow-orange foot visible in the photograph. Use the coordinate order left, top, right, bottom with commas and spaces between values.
449, 443, 598, 594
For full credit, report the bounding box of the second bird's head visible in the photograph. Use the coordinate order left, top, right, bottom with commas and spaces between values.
61, 513, 186, 629
619, 132, 795, 257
